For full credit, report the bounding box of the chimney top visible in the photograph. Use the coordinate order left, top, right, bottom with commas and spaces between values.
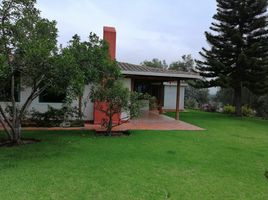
103, 26, 116, 60
103, 26, 116, 32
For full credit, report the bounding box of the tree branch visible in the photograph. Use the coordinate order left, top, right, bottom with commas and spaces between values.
0, 116, 12, 140
0, 105, 15, 134
19, 76, 48, 119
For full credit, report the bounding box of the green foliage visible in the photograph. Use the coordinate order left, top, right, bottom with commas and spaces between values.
30, 105, 80, 127
0, 0, 115, 142
241, 105, 255, 117
65, 33, 120, 85
196, 0, 268, 115
169, 54, 195, 72
222, 104, 254, 117
215, 88, 268, 118
255, 95, 268, 119
148, 95, 158, 110
185, 98, 198, 109
129, 92, 154, 118
0, 0, 61, 142
129, 92, 145, 119
90, 79, 129, 134
185, 86, 210, 108
223, 105, 235, 115
141, 58, 168, 69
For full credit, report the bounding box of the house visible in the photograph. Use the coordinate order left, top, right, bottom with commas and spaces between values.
0, 26, 200, 124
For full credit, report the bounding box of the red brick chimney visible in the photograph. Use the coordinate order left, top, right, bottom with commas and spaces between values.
103, 26, 116, 60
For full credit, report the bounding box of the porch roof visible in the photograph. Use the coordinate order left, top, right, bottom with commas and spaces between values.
117, 62, 202, 80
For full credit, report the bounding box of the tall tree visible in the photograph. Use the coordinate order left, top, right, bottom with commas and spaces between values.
196, 0, 268, 116
141, 58, 168, 69
63, 33, 119, 118
0, 0, 57, 144
0, 0, 82, 144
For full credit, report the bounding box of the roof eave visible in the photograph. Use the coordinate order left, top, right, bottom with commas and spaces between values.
122, 70, 202, 80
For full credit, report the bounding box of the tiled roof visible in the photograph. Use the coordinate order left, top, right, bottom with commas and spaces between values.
117, 62, 201, 79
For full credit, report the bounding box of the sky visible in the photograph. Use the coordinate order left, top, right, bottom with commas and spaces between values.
37, 0, 217, 65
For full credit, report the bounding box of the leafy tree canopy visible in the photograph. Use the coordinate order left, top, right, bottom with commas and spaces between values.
169, 54, 195, 72
141, 58, 168, 69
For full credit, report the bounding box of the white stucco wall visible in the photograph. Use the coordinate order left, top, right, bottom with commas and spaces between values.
0, 84, 94, 121
163, 83, 185, 110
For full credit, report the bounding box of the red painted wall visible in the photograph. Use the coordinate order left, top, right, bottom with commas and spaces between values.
94, 102, 120, 125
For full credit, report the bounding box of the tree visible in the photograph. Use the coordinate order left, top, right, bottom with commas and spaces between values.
90, 79, 129, 135
169, 54, 195, 72
0, 0, 57, 144
141, 58, 168, 69
0, 0, 83, 144
196, 0, 268, 116
185, 86, 209, 108
215, 87, 268, 118
63, 33, 116, 118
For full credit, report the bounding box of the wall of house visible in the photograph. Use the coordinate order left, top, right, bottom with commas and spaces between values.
0, 79, 186, 122
163, 83, 185, 110
0, 84, 94, 121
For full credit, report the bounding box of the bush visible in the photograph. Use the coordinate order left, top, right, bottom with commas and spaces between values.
129, 92, 146, 119
254, 95, 268, 119
185, 98, 198, 109
129, 92, 154, 118
222, 105, 255, 117
223, 105, 235, 114
242, 105, 255, 117
30, 105, 80, 127
148, 95, 158, 110
201, 103, 217, 112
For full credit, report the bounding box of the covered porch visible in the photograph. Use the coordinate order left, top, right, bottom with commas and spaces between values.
119, 62, 201, 121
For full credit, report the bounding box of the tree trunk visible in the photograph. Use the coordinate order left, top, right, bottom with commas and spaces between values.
78, 96, 82, 119
11, 118, 22, 144
107, 113, 113, 136
234, 86, 242, 116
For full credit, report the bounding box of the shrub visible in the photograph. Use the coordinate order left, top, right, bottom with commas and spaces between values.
30, 105, 79, 127
242, 105, 255, 117
254, 95, 268, 119
148, 95, 158, 110
129, 92, 146, 118
201, 103, 217, 112
185, 98, 198, 109
223, 105, 235, 114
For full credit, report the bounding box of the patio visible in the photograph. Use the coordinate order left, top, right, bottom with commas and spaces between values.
92, 111, 204, 132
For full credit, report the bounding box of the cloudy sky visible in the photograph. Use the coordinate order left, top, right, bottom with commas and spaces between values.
37, 0, 217, 65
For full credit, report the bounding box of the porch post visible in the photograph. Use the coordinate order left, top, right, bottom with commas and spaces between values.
175, 79, 181, 120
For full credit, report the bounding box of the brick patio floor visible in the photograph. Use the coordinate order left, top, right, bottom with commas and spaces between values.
1, 111, 204, 132
92, 111, 204, 132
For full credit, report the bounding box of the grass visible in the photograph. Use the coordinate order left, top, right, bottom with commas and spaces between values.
0, 110, 268, 200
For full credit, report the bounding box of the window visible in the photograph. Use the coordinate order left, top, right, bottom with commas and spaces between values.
39, 88, 66, 103
134, 81, 151, 94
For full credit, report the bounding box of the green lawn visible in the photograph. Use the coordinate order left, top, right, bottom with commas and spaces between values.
0, 111, 268, 200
